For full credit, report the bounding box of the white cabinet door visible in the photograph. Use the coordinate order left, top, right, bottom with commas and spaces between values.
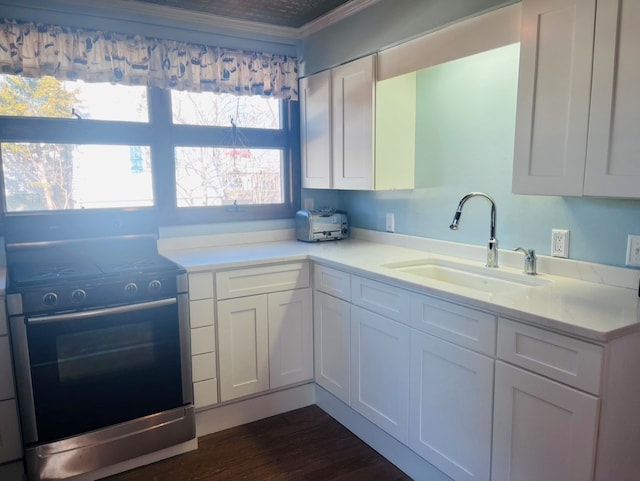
584, 0, 640, 197
350, 305, 410, 444
492, 361, 599, 481
300, 70, 332, 189
218, 295, 269, 402
512, 0, 596, 195
314, 291, 351, 404
268, 288, 313, 390
332, 55, 375, 190
410, 331, 494, 481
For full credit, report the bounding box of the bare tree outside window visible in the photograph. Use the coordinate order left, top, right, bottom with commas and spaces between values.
171, 90, 283, 207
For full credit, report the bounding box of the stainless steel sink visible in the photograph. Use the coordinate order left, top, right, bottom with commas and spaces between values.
382, 258, 551, 293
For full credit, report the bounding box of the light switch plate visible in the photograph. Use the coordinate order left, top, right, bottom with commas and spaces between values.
386, 213, 395, 233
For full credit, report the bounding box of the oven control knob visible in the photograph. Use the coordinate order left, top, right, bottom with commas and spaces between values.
43, 292, 58, 307
71, 289, 87, 303
148, 279, 162, 294
124, 282, 138, 296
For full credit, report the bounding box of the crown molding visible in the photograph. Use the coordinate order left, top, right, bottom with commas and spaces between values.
297, 0, 383, 37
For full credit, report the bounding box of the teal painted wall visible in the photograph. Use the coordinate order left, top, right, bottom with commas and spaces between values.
303, 44, 640, 267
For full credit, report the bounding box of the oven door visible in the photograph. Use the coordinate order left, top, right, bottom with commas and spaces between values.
13, 297, 189, 445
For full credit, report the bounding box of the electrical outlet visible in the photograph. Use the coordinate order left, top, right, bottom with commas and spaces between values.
386, 213, 395, 233
303, 198, 314, 210
626, 235, 640, 267
551, 229, 570, 258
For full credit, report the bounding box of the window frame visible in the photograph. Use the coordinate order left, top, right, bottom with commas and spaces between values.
0, 82, 300, 227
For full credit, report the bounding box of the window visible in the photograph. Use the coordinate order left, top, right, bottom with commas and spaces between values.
2, 143, 153, 212
0, 74, 300, 224
0, 75, 148, 122
171, 90, 280, 129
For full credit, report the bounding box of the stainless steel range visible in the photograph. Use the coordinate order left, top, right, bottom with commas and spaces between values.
4, 210, 195, 481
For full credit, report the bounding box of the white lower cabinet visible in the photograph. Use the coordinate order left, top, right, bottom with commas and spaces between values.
218, 288, 313, 402
313, 290, 351, 404
312, 267, 609, 481
491, 361, 599, 481
268, 289, 313, 390
218, 295, 270, 402
350, 305, 410, 444
409, 331, 494, 481
188, 272, 218, 408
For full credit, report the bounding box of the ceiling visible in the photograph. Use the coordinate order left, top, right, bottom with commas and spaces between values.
126, 0, 353, 28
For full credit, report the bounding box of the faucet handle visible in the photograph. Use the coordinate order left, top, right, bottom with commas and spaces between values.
514, 247, 537, 275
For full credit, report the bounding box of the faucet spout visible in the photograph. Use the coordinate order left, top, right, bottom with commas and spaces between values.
449, 192, 498, 268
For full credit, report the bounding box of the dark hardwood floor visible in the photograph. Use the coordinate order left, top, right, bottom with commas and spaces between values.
105, 405, 412, 481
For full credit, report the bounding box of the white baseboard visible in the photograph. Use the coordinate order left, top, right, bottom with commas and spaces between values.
195, 383, 316, 436
314, 385, 451, 481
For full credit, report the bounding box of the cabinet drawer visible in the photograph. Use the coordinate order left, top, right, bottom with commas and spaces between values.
190, 326, 216, 356
314, 264, 351, 300
193, 379, 218, 408
188, 272, 214, 301
351, 276, 411, 323
0, 399, 22, 464
0, 336, 15, 401
411, 294, 496, 356
192, 352, 217, 382
497, 319, 603, 395
190, 298, 215, 329
216, 262, 310, 300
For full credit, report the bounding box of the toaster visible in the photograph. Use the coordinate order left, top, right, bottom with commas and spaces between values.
296, 209, 348, 242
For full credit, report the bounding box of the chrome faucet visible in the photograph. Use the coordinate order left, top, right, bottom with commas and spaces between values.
514, 247, 537, 275
449, 192, 498, 268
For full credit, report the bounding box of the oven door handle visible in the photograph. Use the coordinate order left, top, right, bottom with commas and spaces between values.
26, 298, 177, 324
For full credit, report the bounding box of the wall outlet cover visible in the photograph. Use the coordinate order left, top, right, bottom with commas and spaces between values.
626, 235, 640, 267
551, 229, 569, 258
303, 198, 314, 211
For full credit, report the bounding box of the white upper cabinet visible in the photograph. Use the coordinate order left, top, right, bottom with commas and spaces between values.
300, 70, 332, 189
512, 0, 595, 196
300, 54, 414, 191
332, 55, 376, 190
584, 0, 640, 197
513, 0, 640, 198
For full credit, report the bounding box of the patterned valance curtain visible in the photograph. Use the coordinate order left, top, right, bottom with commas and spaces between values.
0, 19, 298, 100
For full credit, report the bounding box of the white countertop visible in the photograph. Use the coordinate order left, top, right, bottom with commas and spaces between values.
163, 236, 640, 343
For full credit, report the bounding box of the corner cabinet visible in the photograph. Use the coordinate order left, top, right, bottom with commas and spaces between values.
216, 262, 313, 403
512, 0, 640, 198
300, 54, 414, 191
313, 265, 352, 404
